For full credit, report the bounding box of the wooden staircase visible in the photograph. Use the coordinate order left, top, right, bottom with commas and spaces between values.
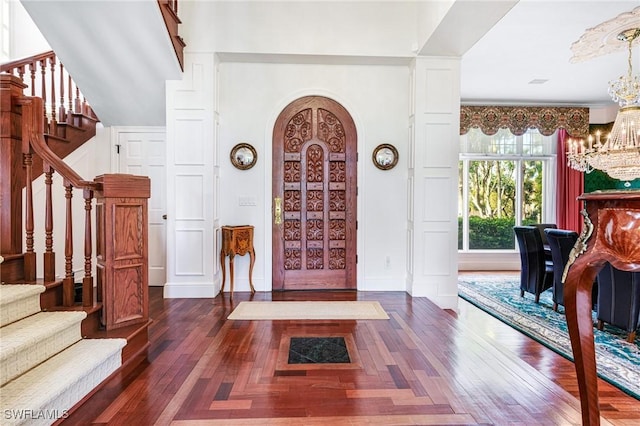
0, 2, 185, 420
0, 51, 100, 182
0, 284, 126, 426
0, 68, 150, 423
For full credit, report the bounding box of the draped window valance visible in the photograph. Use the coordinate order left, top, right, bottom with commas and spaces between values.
460, 106, 590, 138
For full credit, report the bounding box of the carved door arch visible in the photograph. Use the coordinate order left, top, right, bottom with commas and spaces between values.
272, 96, 357, 290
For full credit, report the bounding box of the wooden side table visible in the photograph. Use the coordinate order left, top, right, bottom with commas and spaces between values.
220, 225, 256, 298
564, 190, 640, 426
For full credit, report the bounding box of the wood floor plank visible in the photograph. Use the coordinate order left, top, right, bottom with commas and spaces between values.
63, 281, 640, 425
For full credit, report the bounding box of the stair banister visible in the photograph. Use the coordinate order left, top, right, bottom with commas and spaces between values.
20, 94, 150, 328
19, 95, 98, 305
19, 96, 97, 189
2, 51, 95, 132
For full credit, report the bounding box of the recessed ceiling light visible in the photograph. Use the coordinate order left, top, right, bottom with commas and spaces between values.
528, 79, 549, 85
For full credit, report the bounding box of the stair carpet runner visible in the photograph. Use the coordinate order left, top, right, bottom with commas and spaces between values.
0, 284, 125, 425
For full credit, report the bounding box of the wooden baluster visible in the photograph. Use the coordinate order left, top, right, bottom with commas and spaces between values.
83, 189, 94, 307
23, 152, 36, 281
74, 85, 81, 114
49, 56, 57, 132
58, 61, 66, 124
29, 62, 36, 96
17, 65, 25, 85
63, 183, 75, 306
43, 164, 55, 282
21, 100, 36, 281
39, 58, 48, 131
67, 76, 73, 124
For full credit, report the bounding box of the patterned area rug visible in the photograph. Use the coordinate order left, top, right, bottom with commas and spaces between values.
458, 274, 640, 400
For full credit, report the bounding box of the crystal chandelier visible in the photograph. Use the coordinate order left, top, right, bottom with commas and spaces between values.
567, 28, 640, 181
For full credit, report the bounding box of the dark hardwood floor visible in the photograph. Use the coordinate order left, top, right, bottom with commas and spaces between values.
64, 279, 640, 425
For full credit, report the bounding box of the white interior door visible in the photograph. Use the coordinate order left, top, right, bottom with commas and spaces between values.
117, 130, 167, 286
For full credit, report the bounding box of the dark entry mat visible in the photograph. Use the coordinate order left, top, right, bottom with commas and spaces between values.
288, 337, 351, 364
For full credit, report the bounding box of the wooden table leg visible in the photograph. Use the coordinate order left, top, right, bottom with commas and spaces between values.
564, 257, 602, 426
229, 254, 235, 299
220, 250, 226, 292
248, 248, 256, 293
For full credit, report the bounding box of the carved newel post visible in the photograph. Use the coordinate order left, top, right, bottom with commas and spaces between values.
94, 174, 151, 330
0, 75, 28, 281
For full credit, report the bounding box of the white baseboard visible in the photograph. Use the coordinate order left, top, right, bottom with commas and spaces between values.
163, 283, 219, 298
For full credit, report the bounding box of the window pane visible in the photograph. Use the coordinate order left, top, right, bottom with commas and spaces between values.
521, 129, 551, 155
461, 128, 517, 155
522, 160, 543, 224
467, 160, 516, 249
461, 127, 555, 156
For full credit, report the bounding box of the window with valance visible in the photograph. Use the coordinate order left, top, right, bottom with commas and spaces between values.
457, 106, 589, 251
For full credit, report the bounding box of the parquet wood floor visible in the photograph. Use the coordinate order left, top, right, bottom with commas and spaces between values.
63, 279, 640, 425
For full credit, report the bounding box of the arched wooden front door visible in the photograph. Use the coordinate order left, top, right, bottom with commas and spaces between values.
272, 96, 357, 290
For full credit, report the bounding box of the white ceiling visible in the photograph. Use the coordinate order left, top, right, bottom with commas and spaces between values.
460, 0, 640, 107
18, 0, 640, 125
182, 0, 640, 109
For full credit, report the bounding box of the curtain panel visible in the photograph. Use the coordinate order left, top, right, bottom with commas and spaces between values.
556, 128, 584, 232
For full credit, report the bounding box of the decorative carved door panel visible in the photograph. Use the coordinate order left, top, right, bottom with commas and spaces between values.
272, 96, 357, 290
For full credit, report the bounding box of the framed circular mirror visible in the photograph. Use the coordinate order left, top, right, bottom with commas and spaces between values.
230, 143, 257, 170
372, 144, 398, 170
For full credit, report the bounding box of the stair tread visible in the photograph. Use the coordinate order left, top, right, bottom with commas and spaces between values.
0, 285, 45, 327
1, 311, 86, 358
0, 339, 125, 421
0, 284, 45, 306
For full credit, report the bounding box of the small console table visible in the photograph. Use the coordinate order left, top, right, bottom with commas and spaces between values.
220, 225, 256, 298
564, 190, 640, 426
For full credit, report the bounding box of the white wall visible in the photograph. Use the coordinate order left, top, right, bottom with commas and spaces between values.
407, 57, 460, 308
218, 61, 410, 292
4, 0, 50, 61
590, 104, 618, 124
165, 53, 218, 298
183, 1, 418, 59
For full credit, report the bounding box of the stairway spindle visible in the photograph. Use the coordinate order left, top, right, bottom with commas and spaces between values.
58, 62, 65, 124
29, 62, 36, 96
17, 65, 25, 85
67, 76, 73, 123
83, 190, 94, 307
39, 58, 47, 131
49, 56, 57, 131
44, 164, 55, 282
63, 183, 74, 306
75, 85, 81, 114
23, 152, 36, 281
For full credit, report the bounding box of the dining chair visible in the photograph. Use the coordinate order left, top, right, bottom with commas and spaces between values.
544, 229, 578, 311
514, 226, 554, 303
596, 263, 640, 343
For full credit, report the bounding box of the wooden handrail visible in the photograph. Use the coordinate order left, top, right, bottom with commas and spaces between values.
19, 96, 98, 192
2, 51, 94, 132
0, 50, 55, 71
19, 95, 98, 305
